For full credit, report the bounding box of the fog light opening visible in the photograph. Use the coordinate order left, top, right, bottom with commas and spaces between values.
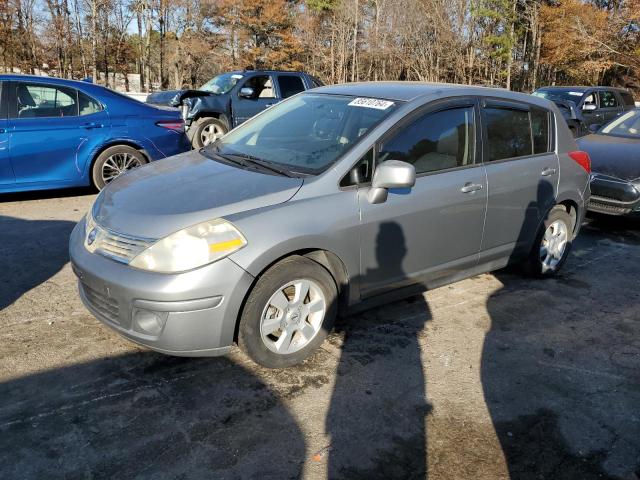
133, 309, 168, 336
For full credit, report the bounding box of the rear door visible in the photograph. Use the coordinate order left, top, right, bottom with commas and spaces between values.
0, 81, 13, 187
480, 99, 558, 263
232, 74, 278, 126
597, 90, 623, 123
8, 81, 109, 185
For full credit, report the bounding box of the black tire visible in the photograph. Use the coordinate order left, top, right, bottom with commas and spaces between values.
526, 206, 574, 277
188, 117, 228, 149
91, 145, 147, 190
238, 256, 338, 369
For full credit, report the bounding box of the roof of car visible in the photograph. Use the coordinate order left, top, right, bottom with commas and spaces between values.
536, 86, 629, 92
0, 73, 100, 89
310, 81, 531, 102
230, 70, 308, 75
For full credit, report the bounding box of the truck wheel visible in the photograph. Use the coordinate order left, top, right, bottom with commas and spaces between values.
91, 145, 147, 190
189, 117, 228, 149
238, 256, 338, 369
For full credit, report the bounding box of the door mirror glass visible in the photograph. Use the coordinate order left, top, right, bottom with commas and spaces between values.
588, 123, 601, 133
239, 87, 255, 99
582, 103, 597, 112
368, 160, 416, 204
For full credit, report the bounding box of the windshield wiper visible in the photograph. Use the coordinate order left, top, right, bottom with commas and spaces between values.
225, 152, 294, 178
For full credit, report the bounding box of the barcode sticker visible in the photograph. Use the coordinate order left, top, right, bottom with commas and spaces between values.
348, 98, 395, 110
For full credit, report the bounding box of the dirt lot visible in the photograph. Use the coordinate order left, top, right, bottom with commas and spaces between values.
0, 189, 639, 480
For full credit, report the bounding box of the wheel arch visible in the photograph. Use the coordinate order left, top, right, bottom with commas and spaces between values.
232, 248, 351, 343
86, 140, 151, 185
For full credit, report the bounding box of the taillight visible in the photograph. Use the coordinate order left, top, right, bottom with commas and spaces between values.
568, 150, 591, 173
156, 120, 185, 132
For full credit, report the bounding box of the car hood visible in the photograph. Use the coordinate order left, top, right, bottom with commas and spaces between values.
92, 150, 304, 239
577, 134, 640, 182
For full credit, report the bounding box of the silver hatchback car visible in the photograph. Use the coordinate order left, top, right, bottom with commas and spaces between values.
70, 83, 591, 368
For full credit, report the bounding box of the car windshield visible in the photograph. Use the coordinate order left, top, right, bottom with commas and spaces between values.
204, 93, 400, 175
600, 109, 640, 139
532, 89, 584, 104
200, 73, 244, 94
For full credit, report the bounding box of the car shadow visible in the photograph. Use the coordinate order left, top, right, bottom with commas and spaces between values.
0, 186, 95, 203
0, 352, 307, 479
0, 216, 77, 312
325, 222, 432, 478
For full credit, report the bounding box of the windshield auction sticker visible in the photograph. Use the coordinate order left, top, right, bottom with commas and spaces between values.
348, 98, 395, 110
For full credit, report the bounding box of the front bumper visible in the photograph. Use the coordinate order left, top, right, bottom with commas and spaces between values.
69, 221, 254, 356
588, 174, 640, 216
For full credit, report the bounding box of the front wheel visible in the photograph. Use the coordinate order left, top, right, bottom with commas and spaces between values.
527, 206, 574, 277
188, 117, 228, 149
238, 256, 337, 368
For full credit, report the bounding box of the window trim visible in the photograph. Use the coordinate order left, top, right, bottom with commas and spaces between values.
479, 97, 556, 164
9, 81, 81, 120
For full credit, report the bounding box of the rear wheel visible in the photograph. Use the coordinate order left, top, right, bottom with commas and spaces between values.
91, 145, 147, 190
238, 256, 337, 368
188, 117, 228, 149
527, 206, 573, 277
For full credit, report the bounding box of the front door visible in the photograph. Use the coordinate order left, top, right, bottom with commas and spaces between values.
8, 81, 109, 185
0, 82, 13, 187
358, 100, 487, 298
232, 75, 278, 126
480, 100, 558, 263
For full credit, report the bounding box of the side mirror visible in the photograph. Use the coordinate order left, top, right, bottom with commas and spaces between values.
367, 160, 416, 204
239, 87, 255, 99
582, 103, 597, 112
588, 123, 601, 133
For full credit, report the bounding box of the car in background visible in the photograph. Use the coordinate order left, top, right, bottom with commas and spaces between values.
533, 86, 635, 133
71, 83, 590, 368
0, 75, 191, 194
146, 70, 323, 148
538, 96, 588, 137
577, 109, 640, 217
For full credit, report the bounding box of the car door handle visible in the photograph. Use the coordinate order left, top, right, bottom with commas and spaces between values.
82, 122, 103, 129
460, 182, 483, 193
0, 128, 5, 134
541, 167, 557, 177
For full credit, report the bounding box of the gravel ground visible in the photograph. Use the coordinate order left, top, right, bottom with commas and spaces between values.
0, 189, 639, 480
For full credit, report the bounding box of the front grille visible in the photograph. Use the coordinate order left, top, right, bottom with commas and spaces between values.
95, 229, 153, 263
82, 283, 120, 324
86, 222, 154, 264
588, 199, 632, 215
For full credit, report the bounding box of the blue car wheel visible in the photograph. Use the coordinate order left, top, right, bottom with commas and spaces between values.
91, 145, 148, 190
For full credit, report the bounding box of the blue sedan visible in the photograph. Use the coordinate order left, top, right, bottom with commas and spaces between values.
0, 74, 191, 193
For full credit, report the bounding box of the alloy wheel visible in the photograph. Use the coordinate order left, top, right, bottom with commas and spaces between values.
200, 123, 225, 146
260, 279, 326, 355
101, 152, 143, 184
540, 220, 568, 271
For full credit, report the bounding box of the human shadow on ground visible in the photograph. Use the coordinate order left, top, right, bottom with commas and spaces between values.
0, 352, 307, 480
482, 188, 640, 478
0, 216, 77, 311
325, 222, 432, 479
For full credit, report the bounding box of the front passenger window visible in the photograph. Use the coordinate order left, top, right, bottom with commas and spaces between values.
378, 107, 475, 174
241, 76, 275, 99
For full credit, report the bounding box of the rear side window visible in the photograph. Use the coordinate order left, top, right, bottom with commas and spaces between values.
78, 91, 102, 115
277, 76, 305, 99
14, 82, 79, 118
620, 91, 635, 106
598, 90, 619, 108
378, 106, 475, 174
484, 107, 532, 161
531, 107, 551, 154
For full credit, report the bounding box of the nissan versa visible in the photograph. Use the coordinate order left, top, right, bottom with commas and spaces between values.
70, 83, 591, 368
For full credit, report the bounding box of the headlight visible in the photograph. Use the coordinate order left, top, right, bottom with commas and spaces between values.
129, 219, 247, 273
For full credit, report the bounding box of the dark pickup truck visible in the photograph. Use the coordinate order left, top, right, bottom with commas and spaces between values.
146, 70, 323, 148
